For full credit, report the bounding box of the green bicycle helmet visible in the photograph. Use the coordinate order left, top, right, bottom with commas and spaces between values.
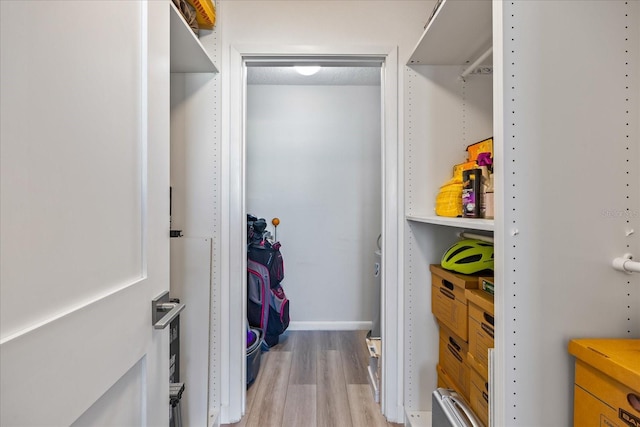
441, 239, 494, 274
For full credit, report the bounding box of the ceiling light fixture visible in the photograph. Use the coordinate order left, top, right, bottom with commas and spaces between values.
294, 65, 321, 76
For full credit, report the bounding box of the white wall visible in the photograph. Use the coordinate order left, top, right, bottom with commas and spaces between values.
246, 83, 381, 327
219, 0, 432, 69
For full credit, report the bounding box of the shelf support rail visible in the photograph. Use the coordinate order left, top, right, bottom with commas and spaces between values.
459, 46, 493, 81
612, 253, 640, 274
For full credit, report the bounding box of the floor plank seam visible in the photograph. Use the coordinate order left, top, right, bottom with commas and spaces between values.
224, 331, 390, 427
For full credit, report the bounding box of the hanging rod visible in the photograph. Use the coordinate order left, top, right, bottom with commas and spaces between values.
460, 46, 493, 81
459, 231, 494, 244
612, 253, 640, 274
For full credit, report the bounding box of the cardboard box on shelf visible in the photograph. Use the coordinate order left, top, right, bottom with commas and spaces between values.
438, 323, 470, 400
467, 351, 488, 382
437, 363, 465, 399
430, 264, 480, 341
469, 362, 490, 427
568, 339, 640, 427
467, 289, 494, 374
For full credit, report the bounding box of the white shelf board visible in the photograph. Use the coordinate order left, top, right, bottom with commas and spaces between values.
406, 410, 432, 427
408, 0, 492, 65
170, 3, 217, 73
406, 214, 494, 232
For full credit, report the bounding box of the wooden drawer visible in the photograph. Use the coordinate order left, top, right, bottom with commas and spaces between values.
430, 264, 479, 341
467, 289, 494, 372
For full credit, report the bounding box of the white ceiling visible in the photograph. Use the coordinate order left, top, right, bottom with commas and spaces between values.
247, 66, 381, 86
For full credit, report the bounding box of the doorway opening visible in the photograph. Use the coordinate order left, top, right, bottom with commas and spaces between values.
245, 61, 382, 336
223, 48, 402, 424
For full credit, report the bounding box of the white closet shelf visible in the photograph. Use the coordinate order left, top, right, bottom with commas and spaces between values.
408, 0, 492, 65
406, 214, 494, 232
170, 2, 217, 73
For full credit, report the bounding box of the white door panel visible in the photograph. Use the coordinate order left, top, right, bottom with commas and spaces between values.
0, 281, 161, 426
0, 1, 170, 425
0, 0, 144, 339
72, 358, 145, 427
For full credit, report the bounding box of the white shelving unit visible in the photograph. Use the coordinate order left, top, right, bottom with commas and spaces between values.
404, 1, 639, 426
170, 3, 217, 73
168, 2, 218, 426
403, 0, 494, 421
408, 0, 491, 66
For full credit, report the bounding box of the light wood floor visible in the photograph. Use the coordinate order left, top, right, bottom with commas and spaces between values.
223, 330, 403, 427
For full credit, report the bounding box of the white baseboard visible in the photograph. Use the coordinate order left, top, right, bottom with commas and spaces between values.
287, 321, 373, 331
